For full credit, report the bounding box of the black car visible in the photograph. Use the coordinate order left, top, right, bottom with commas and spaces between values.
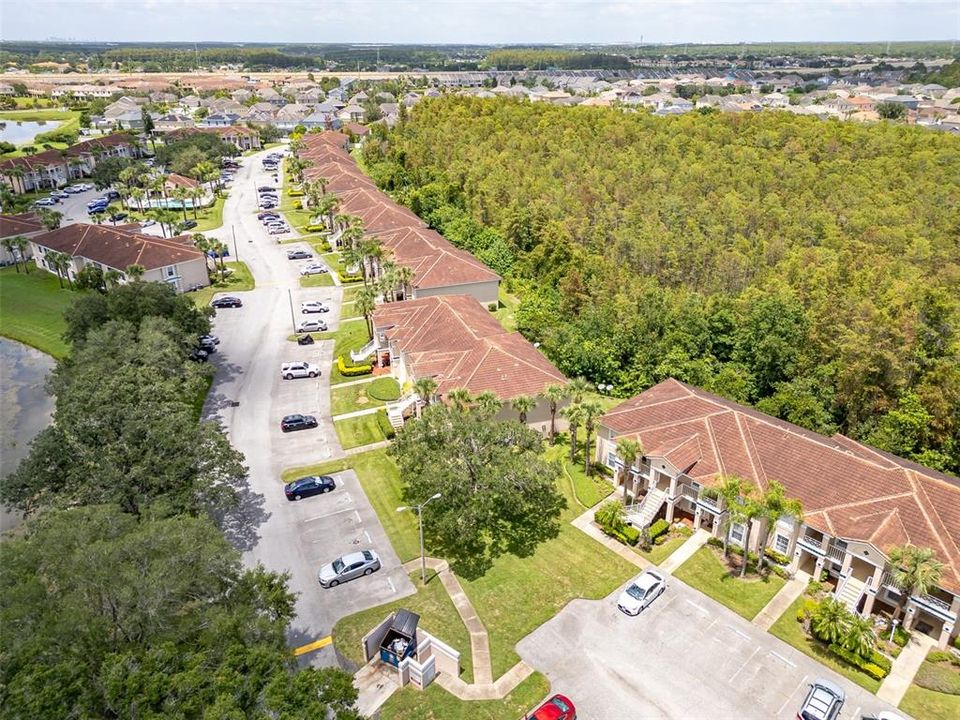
280, 413, 319, 432
211, 296, 243, 308
189, 348, 209, 362
198, 338, 217, 353
179, 220, 198, 230
109, 212, 128, 222
258, 212, 280, 220
297, 334, 315, 346
284, 475, 335, 500
286, 249, 312, 260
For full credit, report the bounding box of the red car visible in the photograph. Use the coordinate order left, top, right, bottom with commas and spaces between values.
527, 694, 576, 720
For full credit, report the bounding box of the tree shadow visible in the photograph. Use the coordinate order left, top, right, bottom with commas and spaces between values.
211, 474, 270, 551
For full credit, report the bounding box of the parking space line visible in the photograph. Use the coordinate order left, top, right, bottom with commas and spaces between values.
354, 510, 361, 522
293, 635, 332, 656
727, 647, 760, 684
387, 577, 396, 594
726, 623, 751, 640
303, 507, 355, 523
777, 674, 808, 716
684, 599, 709, 614
364, 530, 372, 543
849, 706, 861, 720
769, 650, 796, 668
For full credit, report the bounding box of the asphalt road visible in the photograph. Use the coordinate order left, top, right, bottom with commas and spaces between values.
201, 147, 414, 667
517, 573, 907, 720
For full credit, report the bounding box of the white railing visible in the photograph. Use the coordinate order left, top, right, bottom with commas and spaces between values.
798, 533, 824, 552
350, 339, 377, 363
387, 393, 419, 417
912, 593, 957, 620
826, 544, 846, 563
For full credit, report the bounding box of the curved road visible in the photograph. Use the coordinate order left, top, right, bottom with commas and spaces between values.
202, 148, 414, 667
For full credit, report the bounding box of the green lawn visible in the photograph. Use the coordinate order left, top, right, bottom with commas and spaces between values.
192, 195, 227, 232
334, 411, 389, 449
544, 442, 613, 510
637, 533, 690, 565
674, 546, 786, 621
334, 570, 475, 683
379, 671, 550, 720
330, 376, 400, 416
300, 272, 335, 288
294, 445, 636, 679
280, 159, 314, 230
768, 593, 882, 693
339, 301, 362, 320
314, 320, 372, 384
342, 285, 361, 302
189, 262, 255, 307
492, 285, 520, 332
900, 684, 960, 720
0, 266, 73, 358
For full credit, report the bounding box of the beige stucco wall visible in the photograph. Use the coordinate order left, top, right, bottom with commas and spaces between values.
413, 279, 499, 306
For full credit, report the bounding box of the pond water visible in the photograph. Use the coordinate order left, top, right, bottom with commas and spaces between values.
0, 119, 62, 145
0, 338, 56, 532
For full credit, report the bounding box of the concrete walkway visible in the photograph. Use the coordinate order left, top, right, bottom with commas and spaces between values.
752, 571, 810, 630
331, 406, 382, 421
877, 632, 937, 705
659, 529, 710, 575
571, 507, 651, 570
353, 659, 400, 716
397, 556, 534, 700
344, 439, 391, 456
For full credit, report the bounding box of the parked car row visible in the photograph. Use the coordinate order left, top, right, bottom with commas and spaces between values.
260, 211, 290, 235
262, 151, 283, 173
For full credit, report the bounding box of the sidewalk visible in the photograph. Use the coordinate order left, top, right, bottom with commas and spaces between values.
752, 571, 810, 630
877, 632, 937, 705
659, 529, 710, 575
570, 507, 651, 571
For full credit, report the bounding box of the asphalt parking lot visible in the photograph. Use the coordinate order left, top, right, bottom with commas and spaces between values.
517, 574, 904, 720
202, 148, 414, 667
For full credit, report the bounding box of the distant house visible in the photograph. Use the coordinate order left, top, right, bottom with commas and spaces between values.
200, 113, 238, 128
0, 213, 45, 264
28, 223, 210, 292
163, 173, 200, 193
338, 104, 365, 123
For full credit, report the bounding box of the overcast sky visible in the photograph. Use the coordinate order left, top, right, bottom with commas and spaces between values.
3, 1, 958, 45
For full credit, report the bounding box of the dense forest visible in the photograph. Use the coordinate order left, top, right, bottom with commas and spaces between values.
481, 49, 631, 70
362, 98, 960, 474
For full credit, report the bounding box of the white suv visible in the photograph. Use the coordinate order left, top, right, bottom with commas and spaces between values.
280, 362, 320, 379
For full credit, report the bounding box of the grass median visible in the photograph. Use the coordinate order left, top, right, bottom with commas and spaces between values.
673, 546, 786, 621
189, 262, 255, 307
379, 671, 550, 720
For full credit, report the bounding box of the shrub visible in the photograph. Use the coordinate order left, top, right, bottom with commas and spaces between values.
764, 548, 791, 566
706, 536, 724, 549
336, 356, 372, 377
487, 302, 498, 312
771, 565, 790, 580
927, 650, 953, 664
648, 519, 670, 540
338, 271, 363, 283
827, 643, 890, 680
915, 659, 960, 695
797, 599, 819, 624
654, 535, 667, 546
367, 377, 401, 402
305, 223, 326, 232
375, 409, 396, 439
954, 635, 960, 651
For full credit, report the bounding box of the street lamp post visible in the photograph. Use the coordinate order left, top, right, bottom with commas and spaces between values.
397, 492, 442, 584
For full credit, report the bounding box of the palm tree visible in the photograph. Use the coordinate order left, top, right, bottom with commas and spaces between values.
125, 264, 145, 281
615, 437, 642, 494
313, 175, 329, 195
192, 234, 213, 273
541, 384, 567, 445
2, 235, 28, 273
377, 260, 399, 301
446, 388, 472, 412
812, 597, 850, 645
359, 236, 383, 286
567, 376, 592, 404
411, 376, 438, 417
45, 250, 71, 288
755, 481, 803, 572
714, 475, 746, 558
171, 187, 189, 223
37, 208, 63, 230
843, 615, 877, 660
104, 268, 123, 288
130, 186, 145, 213
188, 186, 204, 219
511, 394, 537, 424
354, 284, 377, 338
561, 403, 587, 464
317, 195, 341, 230
888, 545, 944, 621
214, 241, 229, 282
580, 399, 604, 475
737, 494, 763, 578
340, 242, 364, 280
475, 391, 502, 417
394, 265, 415, 301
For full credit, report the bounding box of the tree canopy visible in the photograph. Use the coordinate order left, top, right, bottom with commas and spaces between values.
388, 403, 565, 578
363, 97, 960, 474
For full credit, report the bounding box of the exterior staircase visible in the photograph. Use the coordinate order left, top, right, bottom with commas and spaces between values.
350, 339, 377, 363
625, 488, 667, 530
386, 394, 419, 429
837, 575, 867, 613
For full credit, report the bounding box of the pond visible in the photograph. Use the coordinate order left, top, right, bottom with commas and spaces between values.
0, 119, 62, 145
0, 338, 56, 532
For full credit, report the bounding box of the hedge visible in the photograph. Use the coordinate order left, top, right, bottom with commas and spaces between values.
827, 643, 889, 681
376, 409, 396, 439
764, 548, 792, 566
336, 355, 372, 377
648, 519, 670, 541
366, 377, 401, 402
338, 271, 363, 283
305, 224, 326, 232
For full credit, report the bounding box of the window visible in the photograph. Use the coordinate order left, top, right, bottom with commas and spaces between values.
729, 523, 745, 545
775, 534, 790, 554
607, 451, 618, 469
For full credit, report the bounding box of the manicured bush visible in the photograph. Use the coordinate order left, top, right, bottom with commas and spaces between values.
926, 650, 952, 663
706, 536, 724, 549
293, 200, 303, 209
375, 409, 396, 439
915, 658, 960, 695
954, 635, 960, 651
771, 565, 790, 580
648, 519, 670, 541
367, 377, 401, 401
336, 355, 372, 377
338, 271, 363, 283
288, 189, 304, 197
487, 302, 498, 312
764, 548, 792, 566
828, 643, 890, 680
621, 525, 640, 546
305, 223, 326, 232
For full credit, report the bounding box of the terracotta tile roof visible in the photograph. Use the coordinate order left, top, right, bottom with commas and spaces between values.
301, 131, 350, 151
30, 223, 204, 272
372, 295, 566, 400
65, 133, 138, 157
601, 379, 960, 592
0, 213, 44, 237
0, 148, 70, 173
337, 188, 426, 233
165, 173, 199, 189
373, 227, 500, 289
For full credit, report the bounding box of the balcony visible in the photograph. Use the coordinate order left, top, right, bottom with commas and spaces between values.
826, 544, 846, 563
912, 593, 958, 622
797, 533, 825, 555
695, 488, 724, 514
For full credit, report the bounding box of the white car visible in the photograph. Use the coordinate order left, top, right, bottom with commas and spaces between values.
268, 226, 289, 235
300, 301, 330, 314
300, 263, 328, 276
280, 361, 320, 379
140, 219, 157, 228
297, 319, 328, 333
617, 570, 666, 615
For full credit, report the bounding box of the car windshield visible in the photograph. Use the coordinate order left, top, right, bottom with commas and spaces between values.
551, 698, 571, 712
626, 584, 646, 600
332, 559, 344, 573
